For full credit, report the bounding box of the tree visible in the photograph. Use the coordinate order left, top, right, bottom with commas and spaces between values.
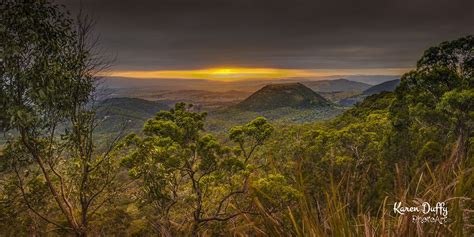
121, 103, 273, 235
390, 35, 473, 165
417, 35, 473, 79
1, 1, 119, 236
437, 88, 473, 162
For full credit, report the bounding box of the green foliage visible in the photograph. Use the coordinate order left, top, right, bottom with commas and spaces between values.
245, 36, 472, 236
1, 1, 123, 236
417, 35, 473, 78
229, 116, 273, 160
0, 3, 472, 235
1, 0, 93, 132
206, 105, 344, 135
389, 35, 473, 170
119, 103, 274, 234
253, 174, 302, 209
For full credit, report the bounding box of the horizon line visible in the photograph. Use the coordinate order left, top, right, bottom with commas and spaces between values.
99, 67, 411, 81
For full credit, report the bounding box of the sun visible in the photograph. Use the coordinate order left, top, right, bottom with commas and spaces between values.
211, 68, 237, 75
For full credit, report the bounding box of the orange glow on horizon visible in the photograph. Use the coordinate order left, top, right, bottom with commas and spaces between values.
100, 67, 410, 81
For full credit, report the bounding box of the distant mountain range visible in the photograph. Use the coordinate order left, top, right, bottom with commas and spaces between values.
102, 75, 400, 92
302, 79, 370, 92
340, 79, 400, 106
339, 75, 401, 85
361, 79, 401, 95
94, 79, 402, 133
237, 83, 331, 112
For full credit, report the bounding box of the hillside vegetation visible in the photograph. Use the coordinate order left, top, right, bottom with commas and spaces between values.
237, 83, 331, 111
95, 97, 169, 134
0, 2, 472, 236
202, 83, 343, 133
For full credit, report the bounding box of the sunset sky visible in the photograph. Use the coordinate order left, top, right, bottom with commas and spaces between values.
61, 0, 473, 81
102, 68, 408, 81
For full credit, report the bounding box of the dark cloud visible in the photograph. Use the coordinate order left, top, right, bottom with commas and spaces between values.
59, 0, 473, 71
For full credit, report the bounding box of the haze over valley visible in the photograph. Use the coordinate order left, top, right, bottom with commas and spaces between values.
96, 76, 402, 134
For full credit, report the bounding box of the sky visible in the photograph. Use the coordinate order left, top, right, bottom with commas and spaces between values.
59, 0, 473, 81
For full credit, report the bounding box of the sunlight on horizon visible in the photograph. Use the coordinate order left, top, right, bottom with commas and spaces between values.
101, 67, 410, 81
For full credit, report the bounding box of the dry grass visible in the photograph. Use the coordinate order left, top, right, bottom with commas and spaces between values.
220, 159, 473, 237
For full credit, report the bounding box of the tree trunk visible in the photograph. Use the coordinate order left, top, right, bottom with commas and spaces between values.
452, 125, 468, 165
191, 222, 200, 237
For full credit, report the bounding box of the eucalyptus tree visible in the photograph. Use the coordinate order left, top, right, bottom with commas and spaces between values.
390, 35, 473, 165
121, 103, 273, 235
1, 1, 120, 236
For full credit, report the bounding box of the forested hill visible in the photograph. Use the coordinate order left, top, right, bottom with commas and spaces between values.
339, 79, 401, 106
302, 78, 371, 92
237, 83, 331, 111
95, 97, 169, 133
362, 79, 401, 95
98, 97, 169, 116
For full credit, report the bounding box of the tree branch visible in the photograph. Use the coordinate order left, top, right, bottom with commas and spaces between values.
13, 165, 68, 230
